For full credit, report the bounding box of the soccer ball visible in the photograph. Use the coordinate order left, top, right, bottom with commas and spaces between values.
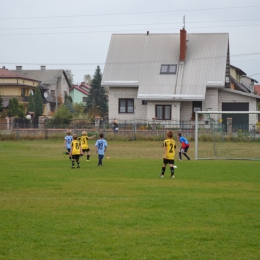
26, 115, 31, 120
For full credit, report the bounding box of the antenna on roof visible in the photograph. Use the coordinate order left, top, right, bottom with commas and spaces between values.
183, 15, 185, 29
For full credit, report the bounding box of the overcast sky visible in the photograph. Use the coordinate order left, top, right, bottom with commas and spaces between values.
1, 0, 260, 85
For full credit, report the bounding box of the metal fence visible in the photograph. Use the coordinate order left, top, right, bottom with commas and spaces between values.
1, 118, 259, 142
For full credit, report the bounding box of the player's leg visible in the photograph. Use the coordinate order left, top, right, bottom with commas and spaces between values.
179, 149, 182, 160
169, 161, 175, 178
183, 147, 190, 160
98, 154, 102, 166
160, 159, 167, 178
71, 156, 75, 169
86, 149, 90, 161
76, 155, 80, 168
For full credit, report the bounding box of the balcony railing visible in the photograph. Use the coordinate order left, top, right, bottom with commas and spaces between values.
2, 95, 29, 102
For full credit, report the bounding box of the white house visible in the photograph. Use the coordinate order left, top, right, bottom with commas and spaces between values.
101, 29, 260, 127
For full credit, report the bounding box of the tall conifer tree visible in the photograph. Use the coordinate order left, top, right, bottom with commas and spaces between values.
27, 93, 35, 114
86, 66, 108, 118
34, 86, 43, 117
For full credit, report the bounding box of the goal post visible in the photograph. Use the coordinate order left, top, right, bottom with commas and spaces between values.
194, 111, 260, 160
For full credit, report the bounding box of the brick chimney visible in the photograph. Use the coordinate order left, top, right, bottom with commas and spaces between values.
41, 65, 46, 70
179, 28, 187, 61
16, 66, 22, 71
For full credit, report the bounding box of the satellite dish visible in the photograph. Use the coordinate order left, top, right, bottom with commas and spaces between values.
29, 90, 34, 96
225, 77, 230, 83
44, 92, 48, 98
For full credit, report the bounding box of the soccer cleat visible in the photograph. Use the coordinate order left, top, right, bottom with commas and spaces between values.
77, 165, 80, 168
86, 159, 90, 161
71, 166, 75, 169
63, 152, 66, 157
159, 175, 164, 178
171, 175, 175, 179
178, 159, 182, 161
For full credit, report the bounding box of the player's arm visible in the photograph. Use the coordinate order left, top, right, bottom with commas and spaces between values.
163, 142, 167, 158
80, 144, 83, 155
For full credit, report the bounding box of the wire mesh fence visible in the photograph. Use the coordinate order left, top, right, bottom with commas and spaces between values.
0, 117, 259, 144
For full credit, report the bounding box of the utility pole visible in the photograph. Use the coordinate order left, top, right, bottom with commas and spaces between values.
55, 76, 61, 111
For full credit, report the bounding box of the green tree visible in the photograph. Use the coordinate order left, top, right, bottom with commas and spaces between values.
74, 102, 85, 118
0, 94, 3, 113
63, 92, 74, 113
18, 103, 25, 119
65, 69, 74, 86
85, 66, 108, 118
83, 74, 92, 85
53, 106, 73, 125
34, 86, 43, 117
27, 93, 35, 114
8, 98, 19, 117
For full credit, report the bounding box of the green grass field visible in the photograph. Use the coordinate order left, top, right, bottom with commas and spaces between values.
0, 140, 260, 260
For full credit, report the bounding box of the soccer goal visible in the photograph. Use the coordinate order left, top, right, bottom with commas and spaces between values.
194, 111, 260, 160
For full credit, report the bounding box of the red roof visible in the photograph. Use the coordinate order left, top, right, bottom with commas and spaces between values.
70, 85, 89, 95
254, 85, 260, 95
0, 68, 40, 82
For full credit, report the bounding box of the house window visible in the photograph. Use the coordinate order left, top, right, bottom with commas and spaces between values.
156, 105, 171, 120
119, 99, 134, 113
51, 90, 55, 101
160, 64, 177, 74
21, 88, 25, 97
192, 101, 202, 113
142, 100, 147, 105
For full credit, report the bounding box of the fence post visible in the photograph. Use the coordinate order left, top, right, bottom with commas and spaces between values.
16, 123, 19, 139
152, 117, 156, 133
95, 116, 100, 131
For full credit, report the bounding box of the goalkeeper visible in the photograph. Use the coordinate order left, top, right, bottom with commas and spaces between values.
177, 133, 190, 160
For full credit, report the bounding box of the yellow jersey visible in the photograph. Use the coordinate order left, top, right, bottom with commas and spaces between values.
163, 138, 176, 160
79, 135, 89, 150
71, 140, 81, 155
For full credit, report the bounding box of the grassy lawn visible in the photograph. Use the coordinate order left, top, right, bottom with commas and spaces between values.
0, 140, 260, 260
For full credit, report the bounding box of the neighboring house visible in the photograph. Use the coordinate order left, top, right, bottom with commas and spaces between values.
69, 82, 91, 104
230, 65, 258, 93
101, 29, 260, 127
13, 66, 71, 115
0, 67, 41, 113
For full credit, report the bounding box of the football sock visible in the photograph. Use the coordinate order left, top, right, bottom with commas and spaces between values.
161, 167, 166, 175
179, 152, 182, 159
72, 161, 75, 167
170, 166, 174, 175
87, 155, 90, 160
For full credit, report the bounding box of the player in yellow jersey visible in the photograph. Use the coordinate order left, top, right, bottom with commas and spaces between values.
159, 130, 176, 178
78, 131, 96, 161
70, 134, 82, 169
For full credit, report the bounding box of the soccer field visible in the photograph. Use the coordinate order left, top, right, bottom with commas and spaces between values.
0, 140, 260, 260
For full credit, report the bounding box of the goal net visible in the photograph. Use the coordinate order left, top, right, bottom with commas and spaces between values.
194, 111, 260, 160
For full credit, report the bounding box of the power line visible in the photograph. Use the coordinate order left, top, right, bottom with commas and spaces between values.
0, 5, 259, 20
1, 18, 260, 31
1, 23, 260, 36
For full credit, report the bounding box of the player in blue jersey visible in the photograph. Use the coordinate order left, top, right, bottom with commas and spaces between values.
63, 129, 73, 160
95, 133, 108, 166
177, 132, 190, 160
